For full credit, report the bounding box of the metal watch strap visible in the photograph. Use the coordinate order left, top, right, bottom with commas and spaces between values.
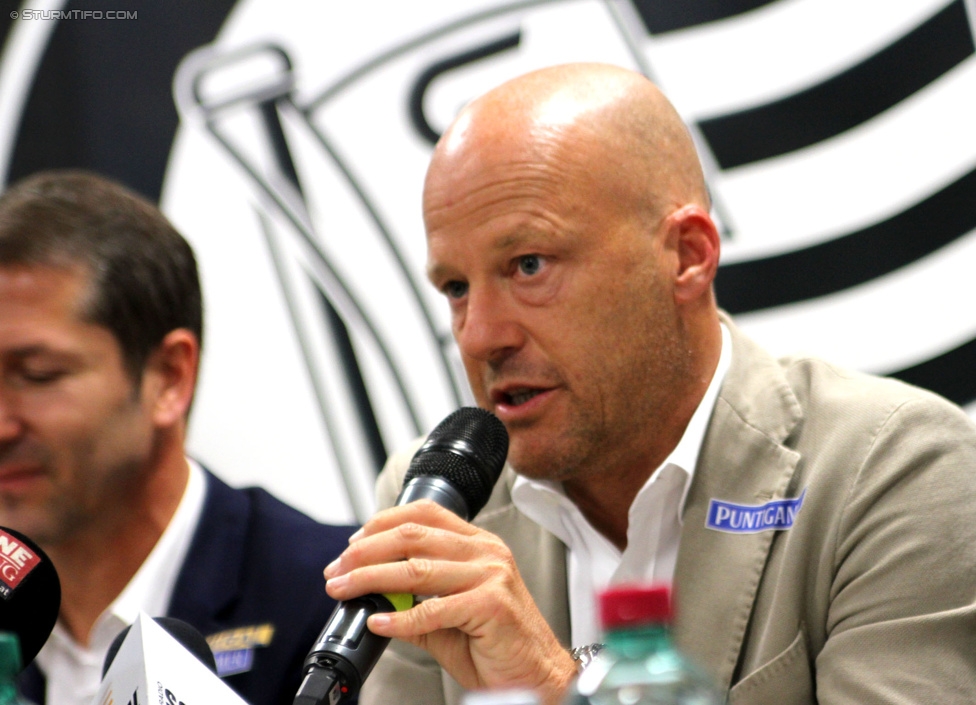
569, 643, 605, 673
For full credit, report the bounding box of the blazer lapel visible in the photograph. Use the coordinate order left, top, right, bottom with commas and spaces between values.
167, 470, 248, 627
672, 316, 802, 690
16, 662, 45, 704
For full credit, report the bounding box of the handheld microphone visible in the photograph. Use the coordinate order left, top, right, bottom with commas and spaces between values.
0, 526, 61, 669
103, 616, 218, 678
294, 407, 509, 705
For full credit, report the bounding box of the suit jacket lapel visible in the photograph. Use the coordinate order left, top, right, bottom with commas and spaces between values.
167, 470, 248, 627
16, 662, 45, 704
672, 316, 802, 690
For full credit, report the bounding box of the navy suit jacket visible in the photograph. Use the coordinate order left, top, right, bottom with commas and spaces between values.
19, 469, 357, 705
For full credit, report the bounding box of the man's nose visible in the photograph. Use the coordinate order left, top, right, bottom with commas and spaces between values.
0, 388, 23, 443
454, 287, 525, 364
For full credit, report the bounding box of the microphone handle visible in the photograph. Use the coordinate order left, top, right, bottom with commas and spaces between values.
296, 594, 394, 705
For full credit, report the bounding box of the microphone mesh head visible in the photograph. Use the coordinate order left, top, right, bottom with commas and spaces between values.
405, 407, 509, 519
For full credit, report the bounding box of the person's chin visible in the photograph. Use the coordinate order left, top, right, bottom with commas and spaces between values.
507, 436, 577, 483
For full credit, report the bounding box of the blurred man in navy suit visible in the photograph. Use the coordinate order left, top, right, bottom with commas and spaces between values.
0, 170, 355, 705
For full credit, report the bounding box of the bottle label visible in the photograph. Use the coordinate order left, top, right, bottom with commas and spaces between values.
706, 489, 806, 534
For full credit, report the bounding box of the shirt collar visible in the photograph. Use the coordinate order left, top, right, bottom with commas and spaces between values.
669, 320, 732, 522
108, 458, 207, 625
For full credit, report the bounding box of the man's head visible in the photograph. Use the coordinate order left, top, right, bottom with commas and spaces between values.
0, 170, 202, 545
0, 170, 202, 381
423, 63, 722, 488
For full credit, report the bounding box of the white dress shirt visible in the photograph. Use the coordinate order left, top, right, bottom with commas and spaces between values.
34, 458, 207, 705
512, 323, 731, 646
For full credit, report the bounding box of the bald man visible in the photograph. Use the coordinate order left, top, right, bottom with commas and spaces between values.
324, 64, 976, 705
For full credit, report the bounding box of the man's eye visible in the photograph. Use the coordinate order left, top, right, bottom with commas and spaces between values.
22, 369, 63, 383
517, 255, 543, 276
443, 281, 468, 299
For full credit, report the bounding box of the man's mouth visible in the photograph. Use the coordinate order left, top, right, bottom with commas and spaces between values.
504, 388, 545, 406
0, 463, 46, 495
0, 449, 46, 481
0, 463, 41, 478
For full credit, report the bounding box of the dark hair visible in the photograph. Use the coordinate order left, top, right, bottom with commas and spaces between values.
0, 169, 203, 380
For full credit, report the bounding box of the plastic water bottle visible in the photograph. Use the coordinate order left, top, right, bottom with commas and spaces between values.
0, 633, 30, 705
568, 584, 724, 705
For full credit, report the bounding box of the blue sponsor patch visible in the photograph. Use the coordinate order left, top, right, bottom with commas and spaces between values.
706, 490, 806, 534
214, 648, 255, 677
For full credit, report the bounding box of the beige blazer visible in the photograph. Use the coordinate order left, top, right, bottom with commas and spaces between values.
361, 316, 976, 705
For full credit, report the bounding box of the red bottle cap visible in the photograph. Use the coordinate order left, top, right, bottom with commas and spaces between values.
598, 583, 673, 629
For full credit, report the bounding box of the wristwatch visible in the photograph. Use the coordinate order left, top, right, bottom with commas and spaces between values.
568, 643, 605, 673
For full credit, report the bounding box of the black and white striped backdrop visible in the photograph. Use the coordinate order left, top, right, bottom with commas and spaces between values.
2, 0, 973, 523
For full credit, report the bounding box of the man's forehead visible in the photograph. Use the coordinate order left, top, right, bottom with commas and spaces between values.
0, 260, 91, 285
0, 263, 98, 329
426, 227, 539, 272
430, 82, 588, 182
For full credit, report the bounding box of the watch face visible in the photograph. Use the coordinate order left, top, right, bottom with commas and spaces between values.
571, 644, 605, 672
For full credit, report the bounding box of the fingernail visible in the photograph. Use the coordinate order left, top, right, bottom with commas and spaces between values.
326, 573, 348, 591
369, 614, 391, 628
324, 557, 341, 577
349, 527, 364, 542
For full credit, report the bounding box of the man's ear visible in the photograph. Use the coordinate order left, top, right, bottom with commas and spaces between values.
144, 329, 200, 427
666, 205, 720, 305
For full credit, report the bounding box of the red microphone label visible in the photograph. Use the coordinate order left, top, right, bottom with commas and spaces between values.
0, 529, 41, 598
